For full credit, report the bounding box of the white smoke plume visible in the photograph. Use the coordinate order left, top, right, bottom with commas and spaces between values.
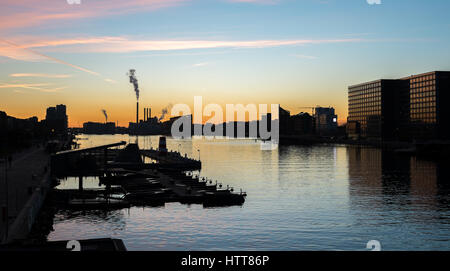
159, 103, 173, 121
127, 69, 139, 100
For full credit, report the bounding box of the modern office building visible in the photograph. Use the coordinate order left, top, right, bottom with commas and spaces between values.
406, 71, 450, 140
315, 107, 338, 136
348, 71, 450, 141
348, 79, 408, 140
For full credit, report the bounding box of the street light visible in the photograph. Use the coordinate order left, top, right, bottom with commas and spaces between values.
197, 149, 200, 161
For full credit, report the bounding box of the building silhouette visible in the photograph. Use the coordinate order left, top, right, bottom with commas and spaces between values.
348, 71, 450, 141
348, 80, 408, 140
44, 104, 68, 134
315, 107, 338, 136
290, 112, 314, 135
83, 122, 116, 134
408, 71, 450, 140
279, 107, 290, 135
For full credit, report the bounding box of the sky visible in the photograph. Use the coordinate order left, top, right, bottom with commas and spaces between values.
1, 0, 450, 127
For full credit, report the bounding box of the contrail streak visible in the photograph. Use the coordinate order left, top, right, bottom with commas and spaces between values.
0, 38, 100, 76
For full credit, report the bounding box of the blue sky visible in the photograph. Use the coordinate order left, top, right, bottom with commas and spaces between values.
1, 0, 450, 126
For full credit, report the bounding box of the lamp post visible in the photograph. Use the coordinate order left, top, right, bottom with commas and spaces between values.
197, 149, 200, 161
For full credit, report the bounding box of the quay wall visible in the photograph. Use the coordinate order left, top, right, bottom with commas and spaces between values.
5, 172, 51, 244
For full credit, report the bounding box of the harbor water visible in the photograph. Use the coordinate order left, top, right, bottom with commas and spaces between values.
47, 135, 450, 250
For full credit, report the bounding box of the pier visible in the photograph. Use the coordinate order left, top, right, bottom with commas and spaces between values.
141, 149, 201, 170
50, 136, 246, 209
1, 137, 246, 246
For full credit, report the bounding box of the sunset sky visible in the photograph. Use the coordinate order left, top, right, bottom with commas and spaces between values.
1, 0, 450, 127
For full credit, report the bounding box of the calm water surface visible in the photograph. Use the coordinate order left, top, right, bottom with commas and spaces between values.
47, 134, 450, 250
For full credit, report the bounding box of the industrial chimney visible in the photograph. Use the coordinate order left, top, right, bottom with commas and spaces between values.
127, 69, 140, 125
136, 102, 139, 124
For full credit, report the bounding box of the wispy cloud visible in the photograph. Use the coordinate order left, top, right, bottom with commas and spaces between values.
1, 36, 365, 55
0, 83, 50, 89
0, 0, 188, 31
0, 39, 116, 83
104, 78, 117, 84
293, 54, 318, 60
9, 73, 73, 78
0, 82, 66, 93
0, 38, 100, 75
192, 62, 210, 67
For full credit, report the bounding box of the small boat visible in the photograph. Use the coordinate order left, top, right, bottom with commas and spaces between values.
123, 189, 173, 205
203, 191, 246, 207
100, 173, 157, 185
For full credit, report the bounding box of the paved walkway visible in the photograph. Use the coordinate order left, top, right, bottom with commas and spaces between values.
0, 146, 50, 242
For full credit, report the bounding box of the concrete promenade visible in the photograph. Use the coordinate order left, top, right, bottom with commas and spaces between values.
0, 146, 50, 243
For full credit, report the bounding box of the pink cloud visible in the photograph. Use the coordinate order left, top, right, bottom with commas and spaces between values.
1, 36, 364, 55
9, 73, 73, 78
0, 0, 188, 30
0, 82, 66, 93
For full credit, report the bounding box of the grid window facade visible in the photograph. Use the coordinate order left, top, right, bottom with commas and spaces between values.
348, 81, 382, 137
408, 73, 438, 139
348, 71, 450, 141
410, 73, 437, 124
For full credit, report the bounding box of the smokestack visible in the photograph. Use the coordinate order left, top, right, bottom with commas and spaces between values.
148, 108, 151, 120
144, 108, 147, 122
127, 69, 140, 124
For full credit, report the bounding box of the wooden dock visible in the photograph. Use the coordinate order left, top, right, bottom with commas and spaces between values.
50, 140, 245, 209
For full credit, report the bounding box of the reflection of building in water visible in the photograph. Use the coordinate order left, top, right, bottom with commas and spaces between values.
347, 147, 383, 197
410, 158, 437, 197
380, 151, 411, 197
408, 158, 450, 211
347, 146, 449, 211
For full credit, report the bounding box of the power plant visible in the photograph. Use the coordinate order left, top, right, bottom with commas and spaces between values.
128, 69, 140, 125
126, 69, 184, 135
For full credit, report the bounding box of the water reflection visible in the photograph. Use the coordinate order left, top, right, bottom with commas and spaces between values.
348, 146, 450, 207
46, 135, 450, 250
347, 146, 450, 250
